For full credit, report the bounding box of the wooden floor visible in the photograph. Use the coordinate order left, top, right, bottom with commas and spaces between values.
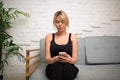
3, 77, 25, 80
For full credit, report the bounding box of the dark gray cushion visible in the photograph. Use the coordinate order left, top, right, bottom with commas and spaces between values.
85, 36, 120, 64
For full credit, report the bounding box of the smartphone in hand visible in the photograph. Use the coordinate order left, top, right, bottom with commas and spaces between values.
59, 52, 66, 57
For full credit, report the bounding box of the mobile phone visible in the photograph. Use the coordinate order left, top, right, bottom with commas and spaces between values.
59, 52, 66, 56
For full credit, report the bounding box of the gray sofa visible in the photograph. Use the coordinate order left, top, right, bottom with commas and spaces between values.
29, 36, 120, 80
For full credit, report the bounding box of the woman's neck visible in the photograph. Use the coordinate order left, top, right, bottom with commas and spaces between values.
56, 31, 68, 36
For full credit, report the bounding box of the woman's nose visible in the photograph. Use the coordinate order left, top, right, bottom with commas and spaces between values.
59, 22, 62, 25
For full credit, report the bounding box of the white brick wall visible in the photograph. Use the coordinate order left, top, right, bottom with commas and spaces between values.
2, 0, 120, 77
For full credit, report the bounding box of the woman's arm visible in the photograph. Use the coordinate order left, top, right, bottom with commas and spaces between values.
45, 34, 60, 64
70, 34, 78, 64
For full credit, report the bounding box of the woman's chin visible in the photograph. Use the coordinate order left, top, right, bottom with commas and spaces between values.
59, 29, 65, 32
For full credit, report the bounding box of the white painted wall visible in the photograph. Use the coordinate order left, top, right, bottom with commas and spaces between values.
2, 0, 120, 77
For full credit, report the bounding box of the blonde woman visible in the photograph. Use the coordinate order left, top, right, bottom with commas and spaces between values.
45, 10, 79, 80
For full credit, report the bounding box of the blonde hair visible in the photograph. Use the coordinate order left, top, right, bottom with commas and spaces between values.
53, 10, 69, 27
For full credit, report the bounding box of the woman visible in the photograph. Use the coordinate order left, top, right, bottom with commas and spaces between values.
45, 10, 79, 80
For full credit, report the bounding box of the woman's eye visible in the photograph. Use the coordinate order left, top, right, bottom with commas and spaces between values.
55, 21, 59, 23
61, 20, 65, 23
55, 20, 65, 24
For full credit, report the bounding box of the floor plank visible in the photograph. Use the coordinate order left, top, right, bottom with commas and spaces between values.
3, 77, 25, 80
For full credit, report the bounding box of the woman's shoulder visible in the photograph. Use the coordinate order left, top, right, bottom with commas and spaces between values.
70, 33, 77, 41
45, 33, 53, 41
46, 33, 52, 37
71, 33, 77, 38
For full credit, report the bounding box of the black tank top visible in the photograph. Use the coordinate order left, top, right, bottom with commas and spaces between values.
50, 33, 72, 58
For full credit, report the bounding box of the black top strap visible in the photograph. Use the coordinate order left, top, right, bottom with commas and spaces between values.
52, 33, 71, 42
52, 33, 55, 41
69, 33, 72, 41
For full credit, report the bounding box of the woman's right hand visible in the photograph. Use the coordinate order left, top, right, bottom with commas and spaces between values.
51, 56, 60, 63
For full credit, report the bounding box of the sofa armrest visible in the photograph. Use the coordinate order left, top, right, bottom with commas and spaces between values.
26, 49, 40, 80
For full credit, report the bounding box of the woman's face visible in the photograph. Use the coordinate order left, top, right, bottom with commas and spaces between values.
55, 15, 67, 33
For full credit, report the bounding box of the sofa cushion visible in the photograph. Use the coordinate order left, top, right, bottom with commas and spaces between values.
76, 37, 85, 64
30, 63, 120, 80
85, 36, 120, 64
76, 65, 120, 80
30, 63, 48, 80
40, 38, 46, 63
